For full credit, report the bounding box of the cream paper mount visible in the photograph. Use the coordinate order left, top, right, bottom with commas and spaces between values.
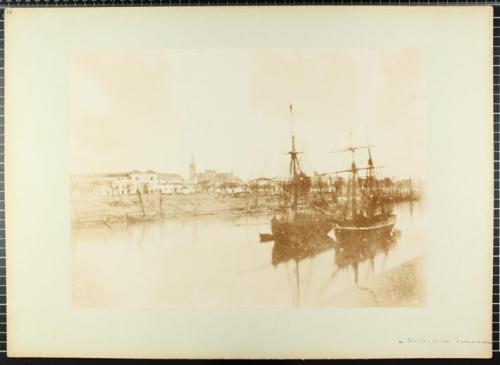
5, 6, 493, 359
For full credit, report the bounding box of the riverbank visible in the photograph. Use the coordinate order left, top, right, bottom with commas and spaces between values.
72, 193, 283, 227
72, 192, 421, 229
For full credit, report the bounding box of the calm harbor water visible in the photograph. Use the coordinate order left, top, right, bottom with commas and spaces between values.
72, 202, 426, 308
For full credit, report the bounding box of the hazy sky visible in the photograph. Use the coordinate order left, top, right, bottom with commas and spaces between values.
70, 48, 426, 180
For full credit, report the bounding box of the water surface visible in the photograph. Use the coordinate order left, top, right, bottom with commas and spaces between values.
72, 202, 426, 307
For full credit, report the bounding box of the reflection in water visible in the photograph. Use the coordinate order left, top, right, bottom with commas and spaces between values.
268, 217, 401, 306
271, 231, 335, 266
270, 231, 336, 307
334, 229, 400, 284
72, 202, 424, 308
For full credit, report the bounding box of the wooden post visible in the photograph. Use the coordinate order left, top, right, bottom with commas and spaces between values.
159, 193, 163, 217
255, 183, 259, 208
245, 185, 248, 211
137, 189, 146, 218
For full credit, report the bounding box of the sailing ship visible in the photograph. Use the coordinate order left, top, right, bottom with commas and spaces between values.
331, 146, 396, 242
269, 134, 334, 242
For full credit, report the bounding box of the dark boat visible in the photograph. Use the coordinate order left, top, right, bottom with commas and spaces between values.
256, 105, 335, 307
331, 146, 396, 242
271, 211, 333, 242
270, 132, 334, 241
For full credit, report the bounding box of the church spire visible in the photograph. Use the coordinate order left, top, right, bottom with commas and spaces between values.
189, 151, 197, 182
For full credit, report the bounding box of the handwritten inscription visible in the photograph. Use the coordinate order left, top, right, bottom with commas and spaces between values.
398, 338, 492, 345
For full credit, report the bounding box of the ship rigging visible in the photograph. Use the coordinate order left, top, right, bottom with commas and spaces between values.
330, 145, 397, 241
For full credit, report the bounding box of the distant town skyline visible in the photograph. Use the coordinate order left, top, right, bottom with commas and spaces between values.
71, 49, 426, 181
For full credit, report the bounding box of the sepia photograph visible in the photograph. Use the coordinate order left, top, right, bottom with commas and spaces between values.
70, 48, 426, 308
6, 6, 493, 358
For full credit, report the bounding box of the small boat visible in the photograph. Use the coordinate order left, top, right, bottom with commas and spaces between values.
125, 213, 161, 225
259, 233, 274, 243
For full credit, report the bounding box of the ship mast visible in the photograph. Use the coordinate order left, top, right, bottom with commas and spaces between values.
366, 146, 376, 217
287, 104, 302, 211
348, 148, 357, 219
366, 146, 376, 197
289, 136, 301, 178
288, 135, 301, 211
367, 147, 374, 180
331, 145, 375, 219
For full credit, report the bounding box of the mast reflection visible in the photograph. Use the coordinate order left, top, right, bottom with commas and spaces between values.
334, 229, 401, 284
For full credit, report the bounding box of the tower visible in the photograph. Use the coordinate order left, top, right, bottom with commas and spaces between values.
189, 152, 197, 182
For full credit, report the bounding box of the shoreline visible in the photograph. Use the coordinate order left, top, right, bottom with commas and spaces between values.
72, 193, 285, 228
71, 192, 420, 229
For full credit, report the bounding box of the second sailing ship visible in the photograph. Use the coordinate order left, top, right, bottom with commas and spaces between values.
331, 146, 396, 241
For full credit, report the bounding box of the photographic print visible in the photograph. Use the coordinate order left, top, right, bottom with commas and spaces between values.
70, 49, 426, 308
7, 6, 493, 359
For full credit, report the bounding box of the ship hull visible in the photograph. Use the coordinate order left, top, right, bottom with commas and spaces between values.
270, 212, 335, 265
334, 214, 396, 242
271, 213, 333, 242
